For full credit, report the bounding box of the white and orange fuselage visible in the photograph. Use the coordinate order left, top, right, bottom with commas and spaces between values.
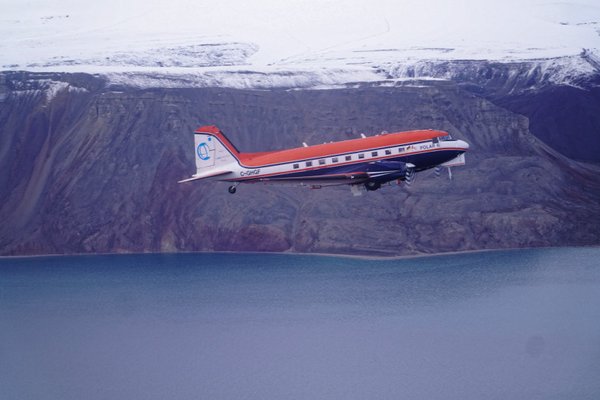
179, 125, 469, 194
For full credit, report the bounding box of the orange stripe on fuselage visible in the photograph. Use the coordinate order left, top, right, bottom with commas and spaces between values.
195, 125, 241, 155
237, 130, 448, 167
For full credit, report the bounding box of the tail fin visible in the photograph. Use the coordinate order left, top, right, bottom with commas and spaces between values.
179, 125, 240, 183
193, 125, 240, 175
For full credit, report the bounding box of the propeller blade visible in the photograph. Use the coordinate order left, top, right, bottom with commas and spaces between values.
405, 168, 415, 186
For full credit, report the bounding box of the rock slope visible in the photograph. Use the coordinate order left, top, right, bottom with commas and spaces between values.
0, 72, 599, 256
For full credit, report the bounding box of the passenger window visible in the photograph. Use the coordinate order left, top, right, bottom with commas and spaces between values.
358, 153, 365, 159
371, 151, 378, 157
293, 163, 299, 169
398, 147, 405, 153
319, 159, 326, 165
306, 161, 313, 167
345, 155, 352, 161
385, 149, 391, 155
332, 157, 338, 163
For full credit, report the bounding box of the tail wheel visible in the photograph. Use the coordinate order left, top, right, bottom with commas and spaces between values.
228, 185, 237, 194
364, 181, 381, 191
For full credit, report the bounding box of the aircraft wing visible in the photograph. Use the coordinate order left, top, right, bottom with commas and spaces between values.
263, 172, 370, 182
178, 170, 233, 184
254, 161, 413, 185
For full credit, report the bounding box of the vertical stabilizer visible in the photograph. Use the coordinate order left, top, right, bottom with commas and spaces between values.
193, 125, 240, 175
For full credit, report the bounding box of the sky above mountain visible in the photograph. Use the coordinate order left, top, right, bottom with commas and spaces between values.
1, 0, 599, 71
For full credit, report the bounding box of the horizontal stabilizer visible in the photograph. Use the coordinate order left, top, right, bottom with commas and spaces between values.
178, 170, 232, 184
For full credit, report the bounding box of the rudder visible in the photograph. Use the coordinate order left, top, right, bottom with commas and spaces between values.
194, 125, 240, 174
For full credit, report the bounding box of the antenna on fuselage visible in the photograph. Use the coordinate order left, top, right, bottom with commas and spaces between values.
302, 142, 308, 147
360, 133, 366, 138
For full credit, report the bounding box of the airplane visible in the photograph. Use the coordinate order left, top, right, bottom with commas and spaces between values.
178, 125, 469, 195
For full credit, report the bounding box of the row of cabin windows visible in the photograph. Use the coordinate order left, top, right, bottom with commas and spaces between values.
292, 146, 412, 169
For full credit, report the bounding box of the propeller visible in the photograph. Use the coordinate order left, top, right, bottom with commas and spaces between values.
434, 166, 453, 180
405, 166, 416, 186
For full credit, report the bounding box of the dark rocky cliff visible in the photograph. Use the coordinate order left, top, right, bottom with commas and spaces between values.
1, 71, 599, 256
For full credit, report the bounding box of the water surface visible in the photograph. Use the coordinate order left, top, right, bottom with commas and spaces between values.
1, 248, 599, 399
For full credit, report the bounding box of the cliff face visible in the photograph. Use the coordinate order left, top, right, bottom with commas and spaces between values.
383, 57, 600, 163
1, 72, 599, 256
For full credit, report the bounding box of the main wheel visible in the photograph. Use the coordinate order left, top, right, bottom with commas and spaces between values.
364, 181, 381, 191
228, 185, 237, 194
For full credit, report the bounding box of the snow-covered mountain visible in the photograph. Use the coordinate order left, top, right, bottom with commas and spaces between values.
2, 0, 599, 88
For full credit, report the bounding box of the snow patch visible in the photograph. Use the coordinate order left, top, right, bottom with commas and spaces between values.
380, 54, 600, 90
44, 80, 69, 102
7, 79, 88, 103
100, 51, 600, 90
24, 42, 258, 69
106, 67, 383, 90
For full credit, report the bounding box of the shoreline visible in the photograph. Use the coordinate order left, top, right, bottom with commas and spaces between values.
1, 245, 599, 262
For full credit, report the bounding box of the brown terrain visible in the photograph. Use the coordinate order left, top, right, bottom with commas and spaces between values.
0, 71, 599, 256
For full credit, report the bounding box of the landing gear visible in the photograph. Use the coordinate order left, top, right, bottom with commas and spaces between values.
228, 185, 237, 194
364, 181, 381, 191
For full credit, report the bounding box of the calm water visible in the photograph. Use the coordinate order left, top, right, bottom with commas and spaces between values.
1, 248, 600, 400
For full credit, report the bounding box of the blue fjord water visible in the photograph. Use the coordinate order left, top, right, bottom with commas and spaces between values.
1, 248, 600, 400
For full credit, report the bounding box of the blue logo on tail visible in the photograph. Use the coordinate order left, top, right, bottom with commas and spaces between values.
197, 143, 210, 160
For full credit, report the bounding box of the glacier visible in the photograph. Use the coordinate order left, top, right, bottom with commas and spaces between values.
1, 0, 599, 89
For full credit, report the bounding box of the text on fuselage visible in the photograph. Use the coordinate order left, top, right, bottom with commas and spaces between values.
240, 169, 261, 177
